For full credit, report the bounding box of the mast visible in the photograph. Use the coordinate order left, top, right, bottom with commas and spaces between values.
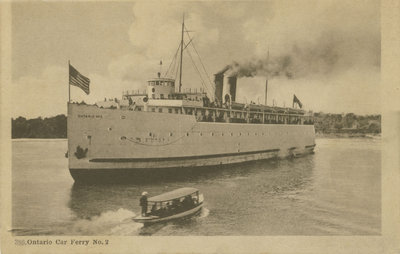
178, 14, 184, 92
68, 60, 71, 103
264, 49, 269, 105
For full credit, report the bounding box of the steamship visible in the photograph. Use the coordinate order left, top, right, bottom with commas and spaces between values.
67, 19, 315, 183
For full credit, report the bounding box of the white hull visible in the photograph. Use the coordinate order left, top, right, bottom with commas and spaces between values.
67, 104, 315, 182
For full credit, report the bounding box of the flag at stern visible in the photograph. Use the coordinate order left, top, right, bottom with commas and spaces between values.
293, 94, 303, 109
69, 64, 90, 95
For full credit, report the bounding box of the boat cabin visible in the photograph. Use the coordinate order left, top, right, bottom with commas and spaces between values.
145, 187, 203, 217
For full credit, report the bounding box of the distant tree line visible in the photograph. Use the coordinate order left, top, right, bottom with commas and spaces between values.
314, 112, 381, 134
11, 112, 381, 139
12, 115, 67, 138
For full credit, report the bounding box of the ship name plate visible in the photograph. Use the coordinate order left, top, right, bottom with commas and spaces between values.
77, 114, 103, 119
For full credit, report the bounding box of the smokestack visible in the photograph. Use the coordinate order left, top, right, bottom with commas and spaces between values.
264, 79, 268, 105
214, 66, 229, 103
227, 75, 237, 102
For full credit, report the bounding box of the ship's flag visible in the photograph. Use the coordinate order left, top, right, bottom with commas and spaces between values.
69, 64, 90, 95
293, 94, 303, 108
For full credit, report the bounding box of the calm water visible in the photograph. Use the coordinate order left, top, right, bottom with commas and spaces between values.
12, 138, 381, 235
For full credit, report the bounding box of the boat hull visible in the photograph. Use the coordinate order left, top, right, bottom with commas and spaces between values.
133, 203, 203, 224
68, 104, 315, 182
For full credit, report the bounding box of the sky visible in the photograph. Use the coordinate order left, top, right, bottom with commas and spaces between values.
11, 0, 380, 118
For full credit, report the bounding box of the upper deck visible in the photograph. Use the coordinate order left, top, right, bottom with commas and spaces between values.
96, 70, 314, 126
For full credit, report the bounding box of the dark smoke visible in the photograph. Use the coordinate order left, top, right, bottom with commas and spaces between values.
226, 31, 380, 79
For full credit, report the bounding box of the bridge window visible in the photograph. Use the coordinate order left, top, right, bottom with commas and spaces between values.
151, 108, 155, 112
175, 108, 180, 114
156, 81, 160, 86
158, 108, 163, 113
168, 108, 172, 113
160, 94, 164, 99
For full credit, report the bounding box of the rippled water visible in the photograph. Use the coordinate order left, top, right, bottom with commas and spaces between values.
12, 137, 381, 235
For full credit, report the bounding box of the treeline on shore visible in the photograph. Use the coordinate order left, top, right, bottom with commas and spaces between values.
12, 115, 67, 139
314, 112, 381, 134
11, 112, 381, 139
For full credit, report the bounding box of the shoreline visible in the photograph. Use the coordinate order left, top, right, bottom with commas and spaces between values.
315, 132, 380, 139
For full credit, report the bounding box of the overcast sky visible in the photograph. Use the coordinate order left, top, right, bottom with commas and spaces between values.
11, 0, 380, 118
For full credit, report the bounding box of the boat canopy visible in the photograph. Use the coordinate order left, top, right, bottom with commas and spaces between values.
148, 187, 199, 202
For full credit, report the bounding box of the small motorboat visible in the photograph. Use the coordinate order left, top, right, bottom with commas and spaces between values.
133, 187, 204, 225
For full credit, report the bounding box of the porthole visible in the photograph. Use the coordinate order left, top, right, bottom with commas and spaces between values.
230, 133, 233, 136
169, 132, 173, 137
149, 132, 152, 137
211, 132, 214, 136
108, 127, 112, 131
186, 133, 189, 136
120, 115, 126, 119
199, 132, 202, 136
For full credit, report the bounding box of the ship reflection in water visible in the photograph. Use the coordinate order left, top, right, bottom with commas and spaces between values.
12, 138, 381, 235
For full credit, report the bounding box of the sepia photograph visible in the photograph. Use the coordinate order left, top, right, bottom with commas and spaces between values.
1, 0, 399, 253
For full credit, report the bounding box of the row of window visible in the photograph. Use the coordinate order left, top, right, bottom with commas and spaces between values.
148, 81, 174, 86
119, 131, 293, 141
150, 94, 200, 101
150, 108, 181, 113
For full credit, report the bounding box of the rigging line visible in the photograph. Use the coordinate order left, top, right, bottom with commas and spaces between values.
186, 47, 214, 96
184, 33, 218, 104
170, 52, 178, 79
174, 55, 180, 82
183, 28, 215, 97
184, 26, 215, 92
164, 43, 181, 77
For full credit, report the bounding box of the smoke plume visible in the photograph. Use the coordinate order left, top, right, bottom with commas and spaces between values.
227, 32, 380, 79
224, 0, 380, 80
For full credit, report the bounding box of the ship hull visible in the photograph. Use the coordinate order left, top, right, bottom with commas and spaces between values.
68, 104, 315, 183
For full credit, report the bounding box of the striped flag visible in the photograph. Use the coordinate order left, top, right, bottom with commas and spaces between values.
69, 64, 90, 95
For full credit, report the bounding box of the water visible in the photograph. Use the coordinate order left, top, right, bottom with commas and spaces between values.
12, 138, 381, 235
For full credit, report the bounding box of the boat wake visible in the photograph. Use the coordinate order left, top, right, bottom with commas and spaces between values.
12, 208, 144, 236
66, 208, 143, 235
199, 207, 210, 218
